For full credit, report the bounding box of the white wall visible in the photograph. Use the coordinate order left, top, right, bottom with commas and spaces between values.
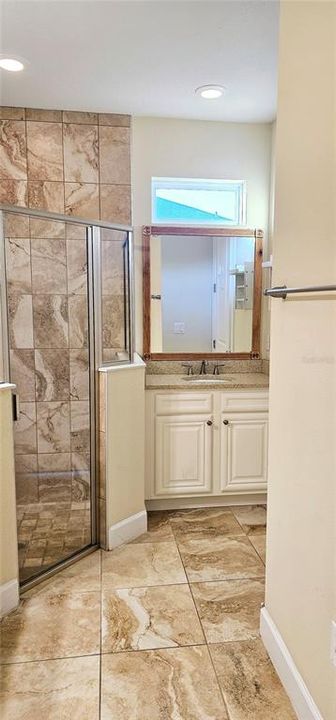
132, 117, 273, 355
264, 2, 336, 719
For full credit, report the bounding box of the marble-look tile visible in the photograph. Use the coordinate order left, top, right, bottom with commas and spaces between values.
8, 293, 34, 348
35, 349, 70, 400
26, 121, 63, 181
99, 126, 130, 184
30, 217, 65, 239
0, 179, 27, 206
71, 451, 90, 499
102, 584, 204, 653
232, 505, 267, 535
102, 542, 186, 589
33, 295, 68, 348
98, 113, 131, 127
28, 180, 64, 213
65, 221, 87, 241
210, 639, 297, 720
134, 511, 175, 543
191, 579, 265, 643
0, 590, 100, 663
38, 474, 72, 504
102, 295, 124, 348
36, 401, 70, 453
31, 238, 67, 294
67, 238, 87, 294
100, 183, 131, 224
65, 182, 99, 219
63, 124, 99, 183
0, 120, 27, 180
25, 108, 62, 122
0, 106, 25, 120
15, 453, 38, 474
178, 536, 265, 582
14, 402, 37, 454
69, 295, 88, 348
27, 551, 100, 595
15, 454, 38, 504
249, 533, 267, 564
101, 646, 227, 719
0, 656, 100, 720
10, 349, 35, 401
63, 110, 98, 125
171, 508, 244, 541
101, 236, 125, 294
70, 349, 89, 399
5, 237, 31, 293
3, 212, 29, 237
38, 451, 71, 474
70, 400, 90, 452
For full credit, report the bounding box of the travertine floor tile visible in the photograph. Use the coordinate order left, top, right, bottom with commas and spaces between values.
0, 590, 100, 663
102, 542, 186, 588
0, 655, 99, 719
132, 511, 175, 543
191, 579, 265, 643
171, 507, 244, 541
24, 551, 101, 596
210, 639, 297, 720
178, 536, 265, 582
249, 533, 267, 564
102, 584, 204, 652
231, 505, 267, 535
101, 646, 228, 719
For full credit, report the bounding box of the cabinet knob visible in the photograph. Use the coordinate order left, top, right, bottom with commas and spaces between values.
223, 419, 229, 425
206, 420, 213, 426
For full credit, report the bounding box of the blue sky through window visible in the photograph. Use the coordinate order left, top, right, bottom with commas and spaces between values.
152, 178, 245, 225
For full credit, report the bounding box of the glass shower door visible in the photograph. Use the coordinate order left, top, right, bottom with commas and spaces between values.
2, 210, 95, 584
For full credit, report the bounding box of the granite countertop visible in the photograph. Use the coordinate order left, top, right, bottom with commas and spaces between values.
145, 372, 269, 391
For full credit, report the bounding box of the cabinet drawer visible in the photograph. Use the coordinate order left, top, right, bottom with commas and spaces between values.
221, 392, 268, 412
155, 392, 213, 416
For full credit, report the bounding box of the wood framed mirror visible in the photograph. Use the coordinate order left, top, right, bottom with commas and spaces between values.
142, 225, 263, 360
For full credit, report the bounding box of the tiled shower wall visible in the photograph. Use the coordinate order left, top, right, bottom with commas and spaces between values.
0, 106, 132, 558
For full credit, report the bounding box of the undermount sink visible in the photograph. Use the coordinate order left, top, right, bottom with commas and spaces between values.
184, 376, 234, 384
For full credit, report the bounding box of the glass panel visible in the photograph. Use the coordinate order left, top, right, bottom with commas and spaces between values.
152, 178, 246, 225
100, 228, 131, 364
3, 211, 93, 584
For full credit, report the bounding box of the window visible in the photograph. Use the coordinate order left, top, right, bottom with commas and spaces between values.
152, 177, 246, 226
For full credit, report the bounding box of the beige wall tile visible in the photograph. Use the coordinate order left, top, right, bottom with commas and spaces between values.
8, 293, 34, 348
67, 239, 87, 295
14, 402, 37, 455
63, 124, 99, 183
10, 349, 36, 401
100, 184, 131, 224
31, 238, 67, 294
99, 113, 131, 127
28, 181, 64, 213
68, 295, 88, 348
26, 108, 62, 122
5, 237, 32, 293
4, 212, 30, 237
0, 106, 25, 120
33, 295, 69, 348
36, 401, 71, 454
35, 349, 70, 401
26, 121, 63, 181
63, 110, 98, 124
0, 120, 27, 179
65, 182, 99, 219
99, 126, 130, 184
0, 179, 27, 206
70, 400, 90, 453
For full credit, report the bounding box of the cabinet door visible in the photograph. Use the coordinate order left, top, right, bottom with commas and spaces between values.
155, 414, 213, 496
220, 412, 268, 491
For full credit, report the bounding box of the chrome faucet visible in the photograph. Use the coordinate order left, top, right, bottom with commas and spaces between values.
213, 363, 226, 375
199, 360, 208, 375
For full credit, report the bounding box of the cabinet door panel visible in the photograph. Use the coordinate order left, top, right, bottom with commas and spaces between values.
221, 413, 268, 491
155, 414, 212, 495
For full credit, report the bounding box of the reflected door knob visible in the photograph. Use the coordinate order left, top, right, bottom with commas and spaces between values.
223, 419, 229, 425
206, 420, 213, 426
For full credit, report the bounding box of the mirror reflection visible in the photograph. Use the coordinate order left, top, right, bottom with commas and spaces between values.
150, 234, 255, 353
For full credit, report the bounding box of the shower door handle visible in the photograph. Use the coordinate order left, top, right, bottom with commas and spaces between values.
12, 392, 19, 422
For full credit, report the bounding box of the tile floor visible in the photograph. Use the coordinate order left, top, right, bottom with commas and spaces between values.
0, 505, 297, 719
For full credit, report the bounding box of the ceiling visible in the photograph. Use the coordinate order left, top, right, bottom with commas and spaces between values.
0, 0, 279, 123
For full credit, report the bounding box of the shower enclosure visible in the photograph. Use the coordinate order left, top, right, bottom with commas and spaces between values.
0, 205, 133, 587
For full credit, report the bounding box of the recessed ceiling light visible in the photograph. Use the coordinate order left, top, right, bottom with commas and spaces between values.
0, 57, 25, 72
195, 84, 225, 100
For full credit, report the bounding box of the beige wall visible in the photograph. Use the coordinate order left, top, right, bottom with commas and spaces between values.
0, 386, 18, 595
132, 117, 273, 356
265, 2, 336, 719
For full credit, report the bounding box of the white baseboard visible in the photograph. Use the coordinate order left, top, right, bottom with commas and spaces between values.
146, 493, 267, 511
0, 578, 19, 617
260, 607, 323, 720
108, 510, 147, 550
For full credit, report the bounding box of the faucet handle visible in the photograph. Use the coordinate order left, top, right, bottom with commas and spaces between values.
213, 363, 226, 375
181, 363, 193, 376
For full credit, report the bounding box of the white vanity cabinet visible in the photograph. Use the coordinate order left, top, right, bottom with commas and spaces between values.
145, 388, 269, 501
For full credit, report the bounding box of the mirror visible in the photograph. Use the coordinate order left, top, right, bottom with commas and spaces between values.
143, 226, 263, 360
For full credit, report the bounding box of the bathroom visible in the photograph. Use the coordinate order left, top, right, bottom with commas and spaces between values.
0, 2, 335, 720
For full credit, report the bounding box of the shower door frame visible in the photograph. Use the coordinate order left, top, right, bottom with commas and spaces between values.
0, 204, 134, 591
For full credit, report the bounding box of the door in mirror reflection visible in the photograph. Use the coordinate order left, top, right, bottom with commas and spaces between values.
150, 234, 255, 353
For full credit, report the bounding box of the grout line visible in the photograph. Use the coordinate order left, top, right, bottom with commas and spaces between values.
0, 651, 101, 667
